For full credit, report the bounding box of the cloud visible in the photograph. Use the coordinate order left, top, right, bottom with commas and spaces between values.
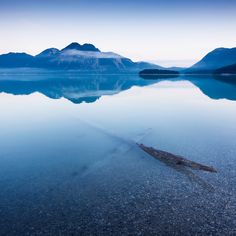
61, 49, 124, 59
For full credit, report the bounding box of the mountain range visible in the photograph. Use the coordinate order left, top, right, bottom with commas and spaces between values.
0, 42, 161, 73
0, 43, 236, 74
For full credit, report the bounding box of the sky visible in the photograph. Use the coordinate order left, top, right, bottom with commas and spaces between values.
0, 0, 236, 67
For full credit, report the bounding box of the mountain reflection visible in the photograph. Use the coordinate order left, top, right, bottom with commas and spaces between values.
0, 70, 236, 103
190, 75, 236, 101
0, 73, 156, 104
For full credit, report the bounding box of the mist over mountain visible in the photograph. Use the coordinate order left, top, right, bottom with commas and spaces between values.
0, 43, 161, 72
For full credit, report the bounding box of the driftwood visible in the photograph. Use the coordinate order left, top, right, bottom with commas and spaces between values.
138, 143, 217, 173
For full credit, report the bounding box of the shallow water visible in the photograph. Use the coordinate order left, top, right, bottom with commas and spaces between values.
0, 70, 236, 235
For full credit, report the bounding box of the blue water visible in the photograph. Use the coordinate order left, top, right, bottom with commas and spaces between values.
0, 70, 236, 235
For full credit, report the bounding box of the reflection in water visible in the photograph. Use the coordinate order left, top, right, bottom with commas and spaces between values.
0, 70, 236, 103
0, 70, 236, 235
190, 76, 236, 101
0, 73, 155, 104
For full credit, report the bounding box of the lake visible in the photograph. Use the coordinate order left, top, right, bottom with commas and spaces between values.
0, 70, 236, 235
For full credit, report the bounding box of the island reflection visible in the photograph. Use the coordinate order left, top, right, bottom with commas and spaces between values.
0, 70, 236, 103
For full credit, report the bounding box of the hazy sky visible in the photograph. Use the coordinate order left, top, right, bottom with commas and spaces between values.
0, 0, 236, 66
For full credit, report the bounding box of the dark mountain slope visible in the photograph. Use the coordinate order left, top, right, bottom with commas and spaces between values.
214, 63, 236, 75
186, 47, 236, 74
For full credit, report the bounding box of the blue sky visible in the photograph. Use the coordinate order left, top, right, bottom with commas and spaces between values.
0, 0, 236, 66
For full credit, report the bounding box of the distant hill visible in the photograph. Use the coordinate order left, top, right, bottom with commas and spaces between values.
0, 53, 35, 68
214, 63, 236, 75
186, 47, 236, 74
0, 42, 161, 73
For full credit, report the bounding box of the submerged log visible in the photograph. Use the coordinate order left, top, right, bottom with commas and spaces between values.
137, 143, 217, 173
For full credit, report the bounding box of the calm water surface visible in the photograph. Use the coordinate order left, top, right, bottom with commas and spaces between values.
0, 70, 236, 235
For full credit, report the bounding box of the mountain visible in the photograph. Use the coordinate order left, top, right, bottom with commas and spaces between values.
214, 63, 236, 75
36, 48, 60, 57
0, 43, 161, 72
61, 42, 100, 52
186, 47, 236, 74
0, 53, 35, 68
